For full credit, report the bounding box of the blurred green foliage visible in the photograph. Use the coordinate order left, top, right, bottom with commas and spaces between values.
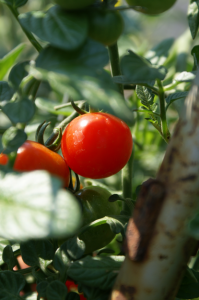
0, 0, 195, 198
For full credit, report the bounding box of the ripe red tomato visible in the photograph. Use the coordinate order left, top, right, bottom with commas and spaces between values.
0, 140, 70, 187
65, 280, 87, 300
61, 113, 133, 179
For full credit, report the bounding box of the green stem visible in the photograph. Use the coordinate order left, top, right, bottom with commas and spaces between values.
132, 109, 160, 117
15, 266, 35, 274
31, 80, 40, 100
108, 43, 134, 212
8, 6, 42, 53
45, 102, 85, 146
157, 79, 170, 143
122, 148, 134, 200
108, 43, 124, 97
163, 81, 179, 91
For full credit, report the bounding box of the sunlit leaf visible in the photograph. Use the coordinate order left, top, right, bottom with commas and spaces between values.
19, 6, 88, 51
0, 171, 82, 240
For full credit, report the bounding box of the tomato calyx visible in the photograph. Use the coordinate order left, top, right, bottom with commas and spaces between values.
71, 100, 88, 115
35, 121, 62, 152
68, 169, 81, 193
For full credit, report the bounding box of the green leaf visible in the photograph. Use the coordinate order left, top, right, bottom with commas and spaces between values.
19, 6, 88, 51
0, 44, 25, 80
67, 255, 124, 290
136, 85, 155, 111
0, 81, 14, 102
113, 75, 155, 87
20, 240, 54, 267
64, 236, 85, 260
36, 40, 109, 70
2, 126, 27, 154
0, 0, 27, 7
145, 38, 175, 66
0, 239, 20, 266
53, 246, 70, 282
8, 61, 29, 88
177, 268, 199, 299
78, 284, 109, 300
35, 98, 73, 116
174, 71, 196, 82
165, 92, 188, 110
37, 281, 48, 298
191, 45, 199, 71
0, 171, 82, 240
2, 97, 36, 123
39, 257, 54, 275
121, 51, 167, 82
66, 292, 80, 300
29, 66, 134, 125
46, 281, 67, 300
2, 245, 17, 270
0, 271, 26, 299
188, 0, 199, 39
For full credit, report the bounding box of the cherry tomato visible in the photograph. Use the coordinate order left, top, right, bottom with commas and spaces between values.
53, 0, 95, 10
61, 112, 133, 179
0, 140, 70, 187
65, 280, 87, 300
88, 10, 124, 46
125, 0, 176, 14
76, 186, 121, 253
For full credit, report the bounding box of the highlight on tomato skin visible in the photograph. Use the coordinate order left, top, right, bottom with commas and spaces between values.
61, 112, 133, 179
0, 140, 70, 187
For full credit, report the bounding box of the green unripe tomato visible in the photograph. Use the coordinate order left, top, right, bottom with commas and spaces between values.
53, 0, 95, 10
76, 186, 121, 254
126, 0, 177, 15
88, 10, 124, 46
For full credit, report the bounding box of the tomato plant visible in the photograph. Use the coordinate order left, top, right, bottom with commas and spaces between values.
53, 0, 96, 10
126, 0, 177, 14
1, 0, 199, 300
75, 186, 121, 253
88, 10, 124, 46
61, 113, 133, 179
0, 140, 70, 187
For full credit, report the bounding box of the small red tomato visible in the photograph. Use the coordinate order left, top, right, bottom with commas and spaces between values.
65, 280, 87, 300
0, 140, 70, 187
61, 113, 133, 179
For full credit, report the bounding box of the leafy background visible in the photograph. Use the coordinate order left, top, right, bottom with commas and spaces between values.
0, 0, 192, 197
1, 0, 199, 300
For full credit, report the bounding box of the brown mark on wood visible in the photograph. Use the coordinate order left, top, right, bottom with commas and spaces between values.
178, 175, 197, 181
119, 285, 136, 300
168, 147, 178, 165
159, 254, 168, 260
125, 179, 166, 261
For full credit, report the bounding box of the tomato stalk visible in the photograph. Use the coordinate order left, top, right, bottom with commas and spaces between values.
7, 5, 42, 53
157, 79, 170, 143
108, 43, 124, 97
44, 101, 86, 148
110, 71, 199, 300
122, 148, 134, 199
108, 42, 134, 210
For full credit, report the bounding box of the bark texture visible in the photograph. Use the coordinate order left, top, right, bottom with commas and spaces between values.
110, 73, 199, 300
